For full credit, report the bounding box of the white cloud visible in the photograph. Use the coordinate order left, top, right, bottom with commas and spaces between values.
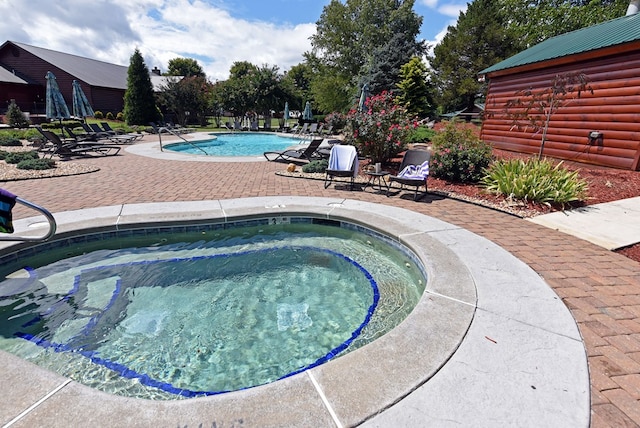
420, 0, 439, 8
438, 3, 467, 18
0, 0, 316, 81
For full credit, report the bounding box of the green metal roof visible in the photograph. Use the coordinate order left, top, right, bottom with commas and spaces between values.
481, 12, 640, 75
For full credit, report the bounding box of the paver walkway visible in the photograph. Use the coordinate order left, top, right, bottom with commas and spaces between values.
3, 136, 640, 427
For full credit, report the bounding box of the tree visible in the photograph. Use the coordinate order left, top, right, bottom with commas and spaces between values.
359, 5, 426, 93
282, 62, 312, 111
5, 99, 29, 128
429, 0, 520, 113
501, 0, 629, 47
396, 57, 434, 119
309, 0, 425, 111
156, 76, 212, 126
166, 57, 205, 78
213, 61, 290, 120
123, 49, 161, 126
309, 63, 352, 113
500, 71, 593, 160
251, 65, 288, 118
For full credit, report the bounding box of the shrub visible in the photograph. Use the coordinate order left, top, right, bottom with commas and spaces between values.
17, 158, 56, 170
344, 91, 416, 164
5, 100, 30, 128
0, 135, 23, 146
430, 121, 493, 183
324, 112, 346, 131
302, 159, 328, 173
481, 158, 588, 205
407, 125, 436, 144
116, 112, 124, 121
94, 111, 104, 119
4, 151, 39, 164
106, 112, 115, 120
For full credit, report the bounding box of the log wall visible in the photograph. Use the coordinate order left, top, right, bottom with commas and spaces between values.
481, 50, 640, 170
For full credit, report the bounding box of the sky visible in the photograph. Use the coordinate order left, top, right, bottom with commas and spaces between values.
0, 0, 467, 81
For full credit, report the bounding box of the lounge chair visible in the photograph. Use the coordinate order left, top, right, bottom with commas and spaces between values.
306, 123, 318, 136
322, 125, 334, 136
82, 123, 112, 140
286, 123, 299, 134
293, 123, 308, 136
39, 129, 120, 158
324, 145, 358, 190
250, 121, 259, 131
166, 122, 195, 134
386, 149, 431, 201
224, 121, 233, 131
100, 122, 143, 141
63, 126, 99, 143
88, 123, 136, 144
263, 138, 323, 162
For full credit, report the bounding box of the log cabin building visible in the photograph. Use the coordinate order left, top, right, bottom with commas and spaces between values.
480, 10, 640, 170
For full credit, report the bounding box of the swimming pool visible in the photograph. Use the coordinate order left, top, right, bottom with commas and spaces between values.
0, 217, 424, 399
164, 133, 307, 156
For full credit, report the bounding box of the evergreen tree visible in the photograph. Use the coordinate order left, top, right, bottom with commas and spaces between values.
5, 99, 29, 128
123, 49, 161, 126
429, 0, 520, 113
309, 0, 425, 111
501, 0, 628, 47
360, 5, 426, 93
396, 57, 434, 119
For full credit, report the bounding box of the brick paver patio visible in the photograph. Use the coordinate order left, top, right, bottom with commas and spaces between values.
3, 136, 640, 427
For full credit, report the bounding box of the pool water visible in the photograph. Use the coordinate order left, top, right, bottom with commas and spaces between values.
0, 220, 425, 399
165, 133, 307, 156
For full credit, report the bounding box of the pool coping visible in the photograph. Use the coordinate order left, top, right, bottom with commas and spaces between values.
126, 131, 319, 162
0, 197, 589, 427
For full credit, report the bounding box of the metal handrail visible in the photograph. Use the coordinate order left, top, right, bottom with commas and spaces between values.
0, 197, 57, 242
157, 126, 209, 156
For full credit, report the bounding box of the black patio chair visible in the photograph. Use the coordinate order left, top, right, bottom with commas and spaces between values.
387, 149, 431, 201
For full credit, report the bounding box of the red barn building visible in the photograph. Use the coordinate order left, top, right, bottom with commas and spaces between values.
480, 12, 640, 170
0, 41, 130, 117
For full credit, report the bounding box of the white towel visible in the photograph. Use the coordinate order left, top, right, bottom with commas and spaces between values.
328, 145, 358, 177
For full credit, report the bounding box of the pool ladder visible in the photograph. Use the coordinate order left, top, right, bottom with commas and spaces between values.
0, 196, 57, 242
157, 126, 209, 156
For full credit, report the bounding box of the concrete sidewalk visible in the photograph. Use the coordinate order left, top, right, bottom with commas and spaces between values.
528, 196, 640, 250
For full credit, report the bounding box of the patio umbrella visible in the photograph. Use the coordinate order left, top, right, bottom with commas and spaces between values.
302, 101, 312, 121
45, 71, 70, 134
72, 80, 94, 119
284, 102, 290, 121
358, 83, 370, 113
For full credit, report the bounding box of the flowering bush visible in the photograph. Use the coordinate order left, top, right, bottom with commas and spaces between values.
344, 91, 416, 164
324, 111, 346, 131
430, 120, 493, 183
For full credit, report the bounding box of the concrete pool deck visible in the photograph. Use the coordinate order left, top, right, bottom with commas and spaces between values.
1, 197, 587, 427
1, 133, 639, 426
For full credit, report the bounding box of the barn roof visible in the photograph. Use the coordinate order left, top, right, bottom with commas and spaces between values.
480, 12, 640, 75
0, 66, 28, 84
4, 41, 128, 89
